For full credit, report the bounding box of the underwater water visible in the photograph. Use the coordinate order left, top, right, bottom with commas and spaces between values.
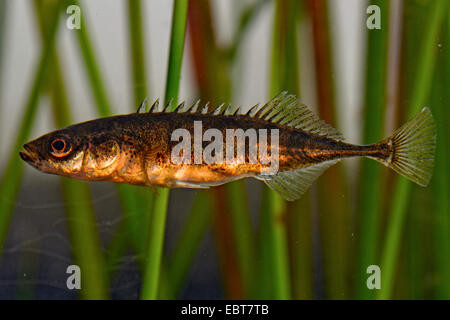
0, 0, 449, 300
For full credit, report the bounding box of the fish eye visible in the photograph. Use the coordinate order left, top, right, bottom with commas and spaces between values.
49, 137, 72, 157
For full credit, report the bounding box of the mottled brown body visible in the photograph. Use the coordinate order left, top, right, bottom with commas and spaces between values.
19, 93, 435, 201
139, 112, 391, 187
20, 112, 389, 186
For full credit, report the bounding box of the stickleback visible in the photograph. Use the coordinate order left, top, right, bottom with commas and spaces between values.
19, 92, 436, 201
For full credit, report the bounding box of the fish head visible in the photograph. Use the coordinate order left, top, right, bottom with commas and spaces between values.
20, 126, 122, 180
20, 128, 86, 177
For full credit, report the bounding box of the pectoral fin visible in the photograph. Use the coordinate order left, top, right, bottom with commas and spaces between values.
173, 181, 210, 189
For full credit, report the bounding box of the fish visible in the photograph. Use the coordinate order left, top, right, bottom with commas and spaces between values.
19, 92, 436, 201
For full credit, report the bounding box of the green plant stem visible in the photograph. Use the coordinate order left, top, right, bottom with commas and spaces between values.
161, 191, 212, 298
52, 53, 109, 300
431, 21, 450, 298
127, 0, 148, 107
164, 0, 189, 108
377, 0, 448, 299
126, 0, 154, 265
307, 0, 350, 299
256, 193, 274, 299
105, 220, 129, 278
69, 0, 112, 117
262, 0, 299, 300
0, 1, 62, 260
287, 197, 313, 299
226, 182, 255, 298
356, 0, 389, 299
69, 0, 150, 269
227, 0, 269, 61
33, 0, 109, 299
141, 0, 188, 300
187, 0, 257, 299
141, 188, 170, 299
61, 180, 109, 298
268, 191, 291, 299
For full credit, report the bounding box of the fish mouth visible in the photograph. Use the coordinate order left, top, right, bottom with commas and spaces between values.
19, 143, 38, 165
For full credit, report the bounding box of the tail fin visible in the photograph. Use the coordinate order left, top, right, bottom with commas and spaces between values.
382, 107, 436, 186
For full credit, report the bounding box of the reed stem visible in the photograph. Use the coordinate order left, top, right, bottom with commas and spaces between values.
0, 1, 62, 261
141, 0, 188, 299
377, 0, 448, 299
356, 0, 389, 299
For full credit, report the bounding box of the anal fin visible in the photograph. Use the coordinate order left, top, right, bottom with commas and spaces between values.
258, 160, 340, 201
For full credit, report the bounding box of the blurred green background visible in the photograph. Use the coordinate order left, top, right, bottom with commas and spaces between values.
0, 0, 449, 299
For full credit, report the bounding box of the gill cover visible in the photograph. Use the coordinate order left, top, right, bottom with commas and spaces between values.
85, 140, 120, 171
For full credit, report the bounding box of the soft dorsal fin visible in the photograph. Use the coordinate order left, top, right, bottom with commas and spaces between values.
142, 92, 343, 140
258, 160, 340, 201
247, 92, 343, 140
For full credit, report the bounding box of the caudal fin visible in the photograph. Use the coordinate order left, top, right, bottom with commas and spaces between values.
383, 107, 436, 186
